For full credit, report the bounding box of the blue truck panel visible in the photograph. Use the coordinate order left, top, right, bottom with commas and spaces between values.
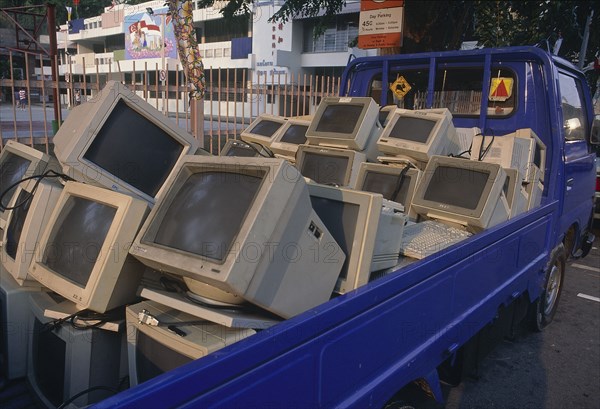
95, 47, 596, 408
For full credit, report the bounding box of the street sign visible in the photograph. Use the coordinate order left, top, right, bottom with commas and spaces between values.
159, 69, 166, 82
358, 0, 404, 49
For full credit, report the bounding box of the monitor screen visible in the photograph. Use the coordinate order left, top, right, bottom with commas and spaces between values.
154, 171, 264, 262
83, 100, 184, 198
4, 190, 29, 260
362, 171, 413, 205
423, 166, 489, 210
136, 330, 193, 384
225, 145, 258, 157
300, 152, 350, 186
387, 116, 437, 143
280, 124, 308, 145
41, 197, 117, 287
315, 104, 363, 135
247, 119, 283, 138
310, 197, 359, 280
0, 153, 31, 209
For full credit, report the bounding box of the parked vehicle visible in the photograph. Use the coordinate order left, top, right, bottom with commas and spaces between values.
96, 47, 598, 408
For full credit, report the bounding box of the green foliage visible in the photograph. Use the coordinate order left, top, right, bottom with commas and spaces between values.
473, 1, 599, 65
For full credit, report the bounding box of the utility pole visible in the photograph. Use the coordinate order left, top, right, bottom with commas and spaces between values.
578, 9, 594, 70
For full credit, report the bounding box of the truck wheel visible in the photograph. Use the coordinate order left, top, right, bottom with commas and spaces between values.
530, 243, 566, 331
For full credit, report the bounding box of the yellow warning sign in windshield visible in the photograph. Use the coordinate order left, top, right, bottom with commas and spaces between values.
390, 76, 411, 99
489, 77, 513, 101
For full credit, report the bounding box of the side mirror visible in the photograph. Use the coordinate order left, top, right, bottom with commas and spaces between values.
591, 115, 600, 145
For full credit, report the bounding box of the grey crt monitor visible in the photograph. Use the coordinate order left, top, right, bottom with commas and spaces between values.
295, 144, 366, 188
269, 118, 311, 159
353, 161, 422, 220
1, 179, 63, 286
52, 80, 199, 205
306, 96, 382, 161
240, 114, 287, 147
411, 155, 509, 232
377, 108, 456, 163
29, 182, 149, 313
129, 156, 345, 319
0, 141, 54, 241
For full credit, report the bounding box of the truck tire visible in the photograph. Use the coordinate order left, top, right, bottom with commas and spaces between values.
529, 243, 566, 331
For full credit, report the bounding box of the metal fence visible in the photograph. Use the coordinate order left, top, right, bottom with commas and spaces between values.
0, 51, 343, 155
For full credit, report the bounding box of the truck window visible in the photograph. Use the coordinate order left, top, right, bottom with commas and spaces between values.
368, 69, 429, 108
429, 68, 516, 117
558, 72, 587, 141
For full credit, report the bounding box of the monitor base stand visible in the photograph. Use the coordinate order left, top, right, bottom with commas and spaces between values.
140, 287, 281, 329
186, 291, 241, 308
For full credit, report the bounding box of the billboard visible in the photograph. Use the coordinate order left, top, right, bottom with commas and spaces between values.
124, 8, 177, 60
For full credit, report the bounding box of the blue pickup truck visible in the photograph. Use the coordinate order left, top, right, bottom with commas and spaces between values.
96, 46, 598, 408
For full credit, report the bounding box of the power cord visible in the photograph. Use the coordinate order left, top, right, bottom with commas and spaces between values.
390, 164, 413, 203
56, 385, 119, 409
0, 169, 74, 211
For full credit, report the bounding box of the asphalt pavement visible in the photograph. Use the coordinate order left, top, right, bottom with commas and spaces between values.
438, 228, 600, 409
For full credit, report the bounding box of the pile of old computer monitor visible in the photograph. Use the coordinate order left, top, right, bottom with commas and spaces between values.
0, 80, 546, 408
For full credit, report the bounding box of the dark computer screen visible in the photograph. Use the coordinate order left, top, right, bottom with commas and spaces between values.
226, 145, 258, 157
280, 124, 308, 145
315, 104, 363, 135
5, 190, 30, 260
379, 110, 390, 126
153, 171, 264, 262
0, 153, 31, 209
388, 116, 437, 143
136, 330, 193, 384
362, 171, 412, 205
300, 152, 350, 186
42, 197, 117, 287
423, 166, 489, 210
309, 197, 359, 280
33, 318, 66, 407
248, 119, 284, 138
83, 99, 185, 198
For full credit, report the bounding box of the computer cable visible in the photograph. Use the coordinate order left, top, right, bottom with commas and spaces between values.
0, 169, 74, 211
56, 385, 119, 409
390, 164, 413, 203
477, 131, 495, 161
247, 140, 275, 158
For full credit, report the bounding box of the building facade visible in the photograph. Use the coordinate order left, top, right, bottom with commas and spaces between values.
58, 0, 377, 117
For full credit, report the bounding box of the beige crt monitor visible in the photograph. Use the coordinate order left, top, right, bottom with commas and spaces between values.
306, 96, 382, 161
379, 105, 397, 127
377, 108, 457, 163
296, 144, 366, 188
353, 162, 422, 220
1, 179, 63, 286
126, 300, 255, 387
515, 128, 547, 184
471, 131, 535, 183
53, 80, 199, 205
129, 156, 345, 319
0, 141, 56, 241
240, 114, 287, 147
411, 156, 509, 232
503, 168, 528, 219
307, 183, 407, 294
29, 182, 149, 313
269, 118, 311, 160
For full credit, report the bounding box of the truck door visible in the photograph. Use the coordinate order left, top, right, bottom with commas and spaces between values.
558, 70, 596, 251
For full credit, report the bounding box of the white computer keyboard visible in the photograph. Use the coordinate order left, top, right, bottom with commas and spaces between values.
400, 220, 472, 260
